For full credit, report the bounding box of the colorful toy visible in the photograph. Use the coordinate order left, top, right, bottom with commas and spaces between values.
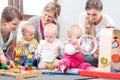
0, 45, 42, 79
78, 26, 120, 79
6, 45, 15, 60
78, 35, 97, 55
1, 64, 8, 70
112, 54, 120, 63
25, 54, 33, 71
112, 37, 119, 48
98, 26, 120, 72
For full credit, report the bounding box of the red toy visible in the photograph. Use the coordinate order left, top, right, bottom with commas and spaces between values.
78, 70, 120, 79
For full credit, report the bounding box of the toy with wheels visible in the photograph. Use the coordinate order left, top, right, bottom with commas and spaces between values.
78, 35, 98, 55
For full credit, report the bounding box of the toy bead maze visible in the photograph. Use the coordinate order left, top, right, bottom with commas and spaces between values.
78, 26, 120, 79
0, 45, 42, 80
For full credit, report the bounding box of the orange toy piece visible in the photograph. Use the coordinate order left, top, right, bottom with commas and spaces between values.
112, 54, 120, 63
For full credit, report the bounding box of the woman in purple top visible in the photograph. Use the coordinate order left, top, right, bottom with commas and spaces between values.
28, 1, 61, 43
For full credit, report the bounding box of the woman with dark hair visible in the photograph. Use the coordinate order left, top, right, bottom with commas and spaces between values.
0, 6, 23, 66
79, 0, 116, 67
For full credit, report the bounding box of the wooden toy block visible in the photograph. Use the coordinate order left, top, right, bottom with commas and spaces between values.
0, 69, 42, 80
98, 27, 120, 72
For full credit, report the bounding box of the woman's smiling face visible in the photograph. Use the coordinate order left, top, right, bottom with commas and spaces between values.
5, 17, 21, 32
86, 8, 102, 24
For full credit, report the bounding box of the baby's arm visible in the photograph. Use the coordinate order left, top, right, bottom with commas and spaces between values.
34, 40, 44, 59
64, 43, 76, 55
34, 46, 41, 59
30, 39, 39, 54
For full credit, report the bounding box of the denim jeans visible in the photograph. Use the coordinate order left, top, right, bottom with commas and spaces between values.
84, 55, 98, 67
33, 58, 40, 69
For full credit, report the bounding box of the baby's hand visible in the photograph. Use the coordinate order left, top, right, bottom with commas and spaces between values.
0, 47, 3, 53
63, 41, 68, 45
86, 66, 98, 71
34, 53, 41, 59
93, 49, 99, 58
74, 43, 80, 50
89, 67, 98, 71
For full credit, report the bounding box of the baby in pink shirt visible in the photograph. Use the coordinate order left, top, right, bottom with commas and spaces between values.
58, 25, 96, 73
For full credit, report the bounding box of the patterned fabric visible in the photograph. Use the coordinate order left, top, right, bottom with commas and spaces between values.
17, 39, 38, 55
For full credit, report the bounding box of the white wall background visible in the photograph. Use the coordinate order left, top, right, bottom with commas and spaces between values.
59, 0, 120, 40
0, 0, 8, 19
102, 0, 120, 26
0, 0, 120, 41
58, 0, 82, 40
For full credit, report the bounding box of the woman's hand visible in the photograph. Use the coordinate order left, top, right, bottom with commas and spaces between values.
93, 49, 99, 58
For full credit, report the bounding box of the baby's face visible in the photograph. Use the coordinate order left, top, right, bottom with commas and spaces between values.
71, 36, 81, 45
23, 29, 35, 41
71, 32, 81, 44
45, 32, 57, 43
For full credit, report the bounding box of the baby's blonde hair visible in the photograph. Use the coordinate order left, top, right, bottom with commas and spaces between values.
22, 23, 35, 33
44, 23, 58, 37
68, 24, 82, 37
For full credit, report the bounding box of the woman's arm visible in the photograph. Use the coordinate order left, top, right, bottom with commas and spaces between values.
8, 36, 17, 51
0, 47, 6, 64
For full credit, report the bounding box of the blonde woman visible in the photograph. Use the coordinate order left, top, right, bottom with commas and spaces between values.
79, 0, 116, 66
28, 1, 61, 42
